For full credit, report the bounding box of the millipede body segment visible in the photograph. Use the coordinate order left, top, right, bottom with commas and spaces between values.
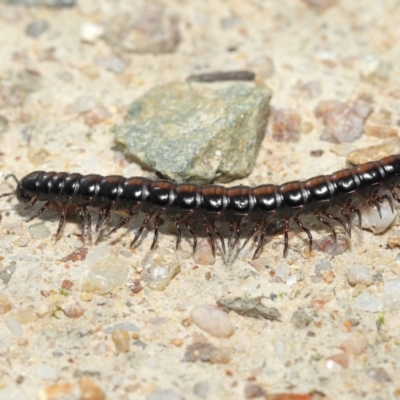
1, 154, 400, 258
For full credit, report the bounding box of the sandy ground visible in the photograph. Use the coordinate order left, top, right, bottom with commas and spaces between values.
0, 1, 400, 399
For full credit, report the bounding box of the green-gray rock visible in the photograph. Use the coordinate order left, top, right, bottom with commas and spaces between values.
114, 81, 272, 183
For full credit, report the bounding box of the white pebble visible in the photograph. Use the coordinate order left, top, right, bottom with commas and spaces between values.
315, 260, 332, 276
338, 331, 368, 356
190, 305, 235, 338
81, 255, 129, 295
4, 318, 23, 337
141, 248, 181, 291
59, 297, 84, 318
275, 264, 289, 282
360, 202, 396, 234
28, 223, 51, 240
347, 264, 374, 286
36, 364, 59, 381
80, 22, 104, 43
193, 239, 215, 265
383, 278, 400, 309
354, 292, 383, 313
146, 389, 185, 400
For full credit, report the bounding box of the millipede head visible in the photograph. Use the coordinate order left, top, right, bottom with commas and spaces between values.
0, 173, 37, 204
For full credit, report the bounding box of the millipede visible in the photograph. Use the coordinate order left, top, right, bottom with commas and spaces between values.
1, 154, 400, 259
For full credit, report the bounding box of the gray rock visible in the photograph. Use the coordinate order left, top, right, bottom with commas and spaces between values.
0, 0, 74, 6
0, 262, 17, 285
114, 81, 272, 183
146, 389, 185, 400
383, 278, 400, 309
354, 291, 383, 313
25, 19, 48, 37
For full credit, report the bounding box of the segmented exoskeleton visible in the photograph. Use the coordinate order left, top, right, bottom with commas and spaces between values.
1, 154, 400, 258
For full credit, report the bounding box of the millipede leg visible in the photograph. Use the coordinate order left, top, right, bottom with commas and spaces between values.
228, 220, 234, 249
348, 206, 362, 230
175, 219, 182, 250
130, 213, 152, 247
242, 221, 260, 250
184, 220, 197, 252
340, 207, 352, 237
231, 221, 242, 250
380, 194, 394, 213
77, 206, 86, 237
107, 212, 136, 237
315, 212, 337, 242
294, 217, 313, 253
322, 211, 350, 236
151, 215, 161, 250
83, 206, 92, 236
56, 205, 67, 238
22, 197, 38, 211
96, 207, 111, 232
368, 198, 382, 219
203, 220, 216, 257
26, 200, 50, 222
283, 218, 290, 257
391, 188, 400, 204
211, 221, 226, 255
252, 223, 267, 259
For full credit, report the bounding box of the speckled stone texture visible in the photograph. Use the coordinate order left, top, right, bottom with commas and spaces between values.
0, 1, 400, 400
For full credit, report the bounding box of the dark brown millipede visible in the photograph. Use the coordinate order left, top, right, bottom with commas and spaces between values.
1, 154, 400, 259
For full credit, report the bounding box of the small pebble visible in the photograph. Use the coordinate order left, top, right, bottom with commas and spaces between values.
193, 239, 215, 265
36, 364, 59, 381
315, 260, 332, 276
80, 22, 104, 43
193, 381, 209, 399
104, 4, 180, 54
94, 54, 127, 74
354, 292, 383, 313
79, 379, 106, 400
111, 329, 130, 353
0, 262, 17, 285
81, 256, 129, 295
360, 202, 396, 234
15, 307, 36, 323
360, 54, 391, 83
146, 389, 185, 400
0, 115, 9, 133
141, 248, 181, 291
244, 383, 266, 399
104, 322, 140, 334
59, 297, 84, 318
0, 293, 12, 314
383, 278, 400, 309
190, 304, 235, 338
5, 318, 23, 337
29, 223, 51, 240
291, 307, 313, 329
387, 231, 400, 249
25, 19, 48, 38
83, 106, 110, 127
312, 234, 349, 256
271, 108, 301, 142
275, 264, 290, 282
301, 0, 338, 11
338, 331, 368, 356
183, 342, 230, 364
364, 121, 397, 138
367, 367, 391, 382
315, 100, 373, 143
326, 352, 349, 369
347, 264, 374, 286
